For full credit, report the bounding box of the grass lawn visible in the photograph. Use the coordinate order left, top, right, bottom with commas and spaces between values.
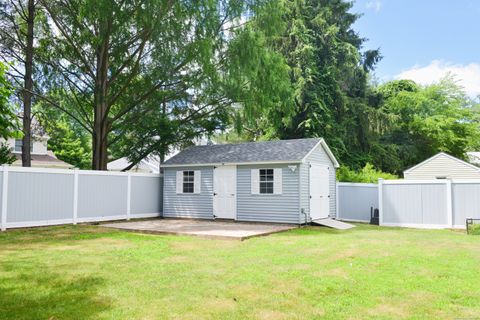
0, 224, 479, 319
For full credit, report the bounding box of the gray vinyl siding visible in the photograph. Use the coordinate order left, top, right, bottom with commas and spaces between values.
236, 164, 300, 224
78, 174, 128, 218
130, 176, 162, 215
302, 143, 337, 220
163, 167, 213, 219
7, 171, 74, 223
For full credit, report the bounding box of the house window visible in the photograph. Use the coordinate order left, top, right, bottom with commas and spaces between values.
183, 171, 195, 193
259, 169, 274, 194
14, 139, 33, 153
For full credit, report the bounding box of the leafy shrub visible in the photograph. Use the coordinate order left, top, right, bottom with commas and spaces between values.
468, 223, 480, 235
0, 142, 16, 165
337, 163, 398, 183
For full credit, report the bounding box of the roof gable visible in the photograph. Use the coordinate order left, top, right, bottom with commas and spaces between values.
162, 138, 339, 167
404, 152, 480, 174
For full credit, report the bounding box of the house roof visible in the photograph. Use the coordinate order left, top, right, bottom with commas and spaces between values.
13, 153, 73, 168
162, 138, 340, 167
108, 156, 160, 173
404, 152, 480, 174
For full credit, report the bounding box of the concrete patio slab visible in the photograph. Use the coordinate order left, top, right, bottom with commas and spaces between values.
101, 219, 296, 240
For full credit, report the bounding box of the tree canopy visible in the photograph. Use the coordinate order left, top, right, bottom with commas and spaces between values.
2, 0, 479, 176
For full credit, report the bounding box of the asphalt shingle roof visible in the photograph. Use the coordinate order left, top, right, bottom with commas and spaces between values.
163, 138, 321, 166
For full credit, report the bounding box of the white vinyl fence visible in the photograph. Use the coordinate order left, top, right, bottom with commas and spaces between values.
0, 165, 163, 231
336, 182, 378, 222
379, 179, 480, 229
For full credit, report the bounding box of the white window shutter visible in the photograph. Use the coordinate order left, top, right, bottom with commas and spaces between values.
251, 169, 259, 194
274, 168, 282, 194
176, 171, 183, 194
194, 170, 201, 194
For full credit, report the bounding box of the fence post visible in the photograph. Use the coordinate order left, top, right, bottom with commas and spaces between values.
335, 182, 340, 219
445, 179, 453, 228
378, 178, 384, 226
1, 165, 9, 231
126, 172, 131, 220
72, 169, 79, 225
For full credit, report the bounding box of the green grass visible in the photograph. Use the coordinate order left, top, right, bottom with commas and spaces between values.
0, 224, 479, 319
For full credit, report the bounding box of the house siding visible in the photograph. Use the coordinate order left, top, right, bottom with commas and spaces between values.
301, 143, 337, 221
236, 164, 300, 224
163, 167, 214, 219
404, 154, 480, 180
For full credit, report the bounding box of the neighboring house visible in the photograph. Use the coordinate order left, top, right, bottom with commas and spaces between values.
466, 152, 480, 166
404, 152, 480, 180
108, 156, 160, 174
107, 137, 212, 173
161, 138, 340, 224
2, 119, 73, 169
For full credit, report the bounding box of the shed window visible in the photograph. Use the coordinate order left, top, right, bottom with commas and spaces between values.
259, 169, 274, 194
183, 171, 195, 193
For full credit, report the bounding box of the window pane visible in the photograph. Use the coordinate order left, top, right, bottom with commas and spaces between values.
183, 171, 195, 193
14, 139, 22, 152
259, 169, 274, 193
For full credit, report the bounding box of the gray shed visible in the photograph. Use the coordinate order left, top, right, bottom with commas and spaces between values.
161, 138, 340, 224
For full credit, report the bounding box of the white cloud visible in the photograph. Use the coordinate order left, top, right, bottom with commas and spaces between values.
396, 60, 480, 97
366, 0, 382, 12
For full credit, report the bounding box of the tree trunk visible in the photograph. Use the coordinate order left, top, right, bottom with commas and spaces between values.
91, 19, 111, 170
22, 0, 35, 167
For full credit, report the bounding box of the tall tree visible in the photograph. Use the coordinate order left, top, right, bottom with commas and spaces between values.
34, 0, 288, 170
0, 61, 21, 164
0, 0, 41, 166
233, 0, 382, 162
373, 78, 478, 173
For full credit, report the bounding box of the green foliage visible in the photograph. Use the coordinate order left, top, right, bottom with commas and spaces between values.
0, 62, 20, 139
468, 223, 480, 235
0, 142, 16, 165
336, 163, 398, 183
36, 106, 92, 169
371, 77, 478, 173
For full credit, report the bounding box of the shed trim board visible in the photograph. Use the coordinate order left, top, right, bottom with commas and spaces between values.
161, 160, 302, 168
162, 138, 339, 224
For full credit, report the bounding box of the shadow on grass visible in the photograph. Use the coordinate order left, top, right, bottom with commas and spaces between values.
0, 259, 111, 320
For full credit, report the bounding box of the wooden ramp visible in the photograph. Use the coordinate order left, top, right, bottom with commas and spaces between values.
312, 218, 355, 230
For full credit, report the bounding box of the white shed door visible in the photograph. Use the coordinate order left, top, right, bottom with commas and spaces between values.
213, 165, 236, 219
310, 164, 330, 220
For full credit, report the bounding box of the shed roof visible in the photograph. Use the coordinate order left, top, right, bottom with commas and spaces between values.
162, 138, 339, 167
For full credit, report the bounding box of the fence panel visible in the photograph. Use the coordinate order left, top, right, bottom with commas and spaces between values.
77, 172, 129, 221
0, 166, 162, 230
452, 182, 480, 228
380, 181, 448, 228
130, 175, 163, 217
337, 183, 378, 222
6, 169, 74, 227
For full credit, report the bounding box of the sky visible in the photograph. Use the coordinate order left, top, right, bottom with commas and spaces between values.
351, 0, 480, 97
